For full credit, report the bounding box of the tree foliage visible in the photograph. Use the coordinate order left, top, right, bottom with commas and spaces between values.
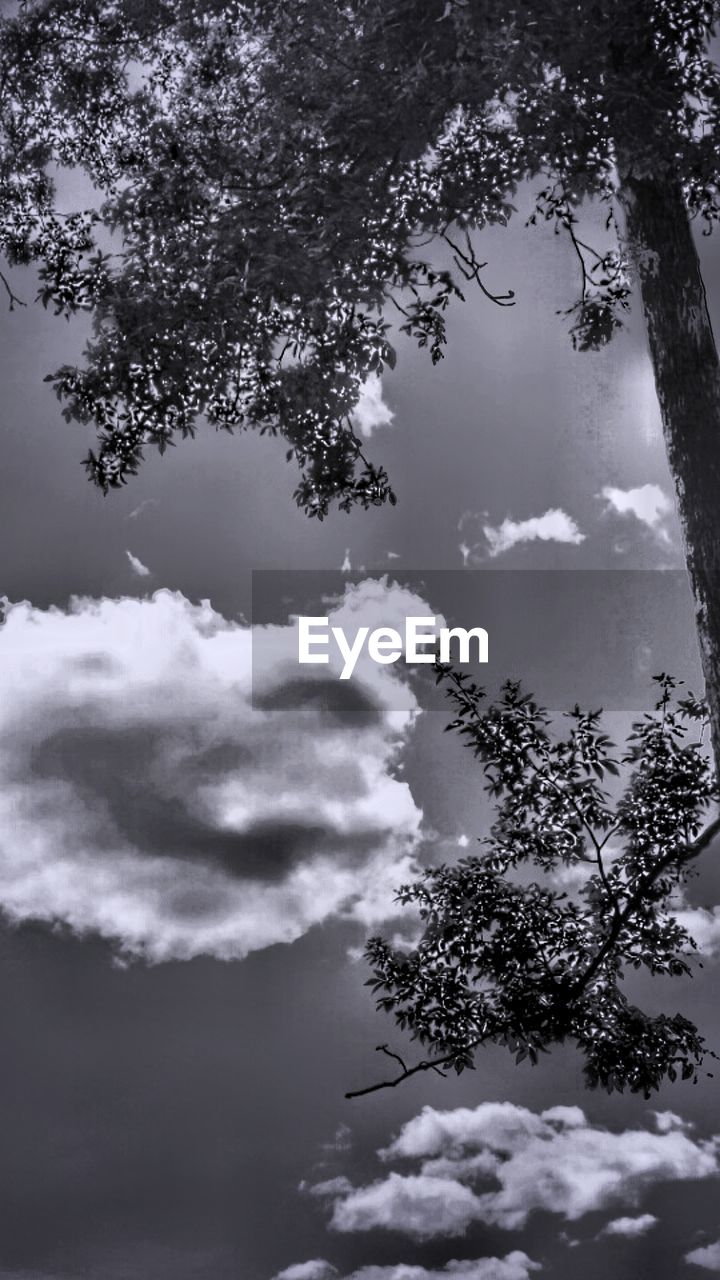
348, 669, 720, 1100
2, 0, 720, 514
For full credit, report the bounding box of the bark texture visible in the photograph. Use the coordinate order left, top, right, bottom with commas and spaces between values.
618, 174, 720, 774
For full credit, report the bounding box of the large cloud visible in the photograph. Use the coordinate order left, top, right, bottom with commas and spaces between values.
0, 582, 428, 962
311, 1103, 719, 1239
274, 1256, 541, 1280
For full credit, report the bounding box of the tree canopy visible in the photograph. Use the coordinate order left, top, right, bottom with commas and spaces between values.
348, 669, 720, 1101
2, 0, 719, 512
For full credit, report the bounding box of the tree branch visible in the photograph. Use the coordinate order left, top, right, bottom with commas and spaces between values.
0, 269, 25, 311
442, 230, 515, 306
346, 1042, 469, 1099
572, 811, 720, 995
346, 813, 720, 1100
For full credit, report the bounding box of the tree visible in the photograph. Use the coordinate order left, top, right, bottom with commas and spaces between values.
4, 1, 720, 758
346, 668, 720, 1101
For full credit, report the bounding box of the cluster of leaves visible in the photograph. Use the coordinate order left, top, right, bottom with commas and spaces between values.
363, 669, 719, 1098
2, 1, 720, 511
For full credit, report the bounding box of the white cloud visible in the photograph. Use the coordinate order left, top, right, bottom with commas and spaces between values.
275, 1264, 338, 1280
653, 1112, 690, 1135
481, 510, 585, 559
598, 483, 672, 529
310, 1177, 356, 1199
0, 582, 429, 962
674, 905, 720, 957
352, 374, 395, 439
125, 550, 151, 577
687, 1242, 720, 1271
315, 1103, 719, 1239
274, 1257, 540, 1280
598, 484, 677, 554
599, 1214, 658, 1238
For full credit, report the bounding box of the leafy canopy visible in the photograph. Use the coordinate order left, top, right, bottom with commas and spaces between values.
2, 0, 720, 513
350, 669, 720, 1100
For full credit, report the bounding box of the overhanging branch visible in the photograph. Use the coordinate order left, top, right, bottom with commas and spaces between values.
345, 1042, 466, 1099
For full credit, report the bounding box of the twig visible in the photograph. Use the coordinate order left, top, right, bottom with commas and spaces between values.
0, 269, 26, 311
346, 1042, 467, 1100
442, 230, 515, 307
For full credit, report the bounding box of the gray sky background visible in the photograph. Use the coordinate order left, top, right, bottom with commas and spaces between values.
1, 183, 720, 1280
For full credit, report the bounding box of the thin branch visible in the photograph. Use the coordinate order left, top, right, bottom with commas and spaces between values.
593, 840, 622, 925
565, 217, 590, 302
346, 1042, 471, 1100
442, 230, 515, 307
374, 1043, 407, 1074
0, 269, 26, 311
387, 293, 413, 321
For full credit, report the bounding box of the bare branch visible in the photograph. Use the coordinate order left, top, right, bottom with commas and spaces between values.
0, 269, 26, 311
442, 230, 515, 307
346, 1042, 468, 1099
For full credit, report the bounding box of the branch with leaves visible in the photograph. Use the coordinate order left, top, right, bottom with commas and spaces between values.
528, 183, 632, 350
347, 669, 719, 1101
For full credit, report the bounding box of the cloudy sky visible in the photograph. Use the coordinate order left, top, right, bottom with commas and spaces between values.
2, 167, 720, 1280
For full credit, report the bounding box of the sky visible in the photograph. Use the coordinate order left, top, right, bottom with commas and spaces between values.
2, 153, 720, 1280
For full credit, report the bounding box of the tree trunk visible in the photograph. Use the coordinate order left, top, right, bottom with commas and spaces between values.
618, 173, 720, 774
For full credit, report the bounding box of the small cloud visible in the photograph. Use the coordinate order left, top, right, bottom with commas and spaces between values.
674, 905, 720, 956
482, 509, 585, 559
653, 1112, 691, 1135
274, 1263, 338, 1280
599, 1214, 658, 1238
598, 484, 675, 549
386, 551, 401, 561
321, 1124, 353, 1155
126, 498, 159, 521
125, 550, 151, 578
635, 643, 654, 676
352, 374, 394, 439
686, 1241, 720, 1272
309, 1176, 356, 1199
599, 483, 672, 528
